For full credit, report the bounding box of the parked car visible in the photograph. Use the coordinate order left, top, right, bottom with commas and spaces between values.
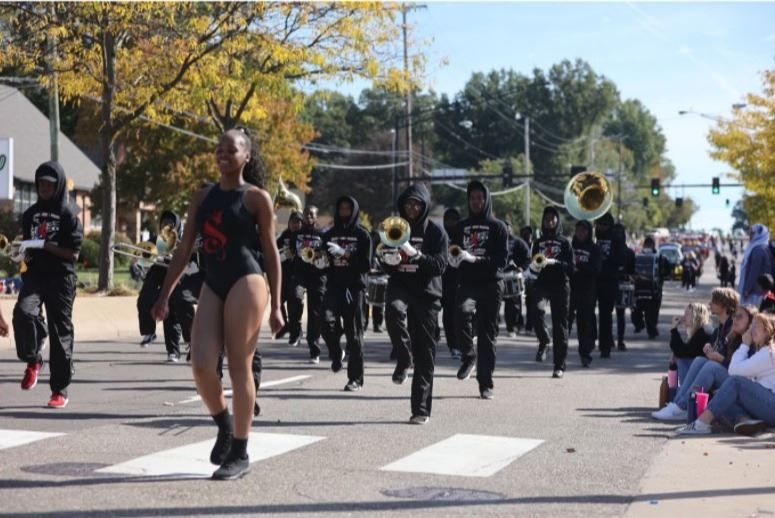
659, 243, 684, 280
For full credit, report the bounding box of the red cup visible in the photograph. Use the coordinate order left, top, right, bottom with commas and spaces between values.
696, 392, 709, 416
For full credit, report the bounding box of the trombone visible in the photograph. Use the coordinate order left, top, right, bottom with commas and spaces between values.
111, 241, 163, 268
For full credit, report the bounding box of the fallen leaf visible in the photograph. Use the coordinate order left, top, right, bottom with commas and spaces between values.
566, 448, 576, 453
703, 452, 709, 456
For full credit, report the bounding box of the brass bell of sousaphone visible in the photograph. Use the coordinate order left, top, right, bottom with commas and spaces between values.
378, 216, 411, 248
563, 171, 613, 221
274, 179, 303, 213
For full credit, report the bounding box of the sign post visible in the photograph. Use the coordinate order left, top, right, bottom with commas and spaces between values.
0, 138, 13, 201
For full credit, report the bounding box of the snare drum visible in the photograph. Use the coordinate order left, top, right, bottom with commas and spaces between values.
616, 281, 635, 309
366, 275, 389, 307
503, 271, 524, 300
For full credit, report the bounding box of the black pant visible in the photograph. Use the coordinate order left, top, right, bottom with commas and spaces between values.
321, 286, 365, 385
632, 294, 661, 337
597, 279, 617, 353
137, 265, 183, 356
288, 277, 324, 358
503, 296, 523, 331
217, 348, 262, 394
171, 271, 203, 344
385, 283, 440, 417
14, 272, 77, 394
616, 306, 626, 343
455, 280, 503, 391
571, 284, 597, 358
364, 300, 383, 330
531, 282, 570, 370
524, 282, 536, 332
441, 284, 458, 351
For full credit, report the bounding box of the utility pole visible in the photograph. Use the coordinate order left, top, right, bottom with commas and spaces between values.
401, 5, 413, 178
391, 115, 399, 214
524, 116, 530, 227
46, 3, 60, 161
617, 136, 623, 221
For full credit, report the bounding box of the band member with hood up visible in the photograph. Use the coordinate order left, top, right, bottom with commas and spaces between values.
379, 184, 447, 424
15, 161, 83, 408
275, 210, 303, 340
529, 206, 574, 378
613, 223, 635, 351
631, 235, 665, 338
504, 220, 530, 335
570, 220, 601, 367
450, 181, 508, 399
136, 210, 188, 362
441, 208, 461, 358
320, 196, 372, 391
288, 205, 326, 362
595, 211, 626, 358
520, 225, 536, 334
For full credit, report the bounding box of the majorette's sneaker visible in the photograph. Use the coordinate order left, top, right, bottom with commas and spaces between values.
21, 361, 43, 390
47, 392, 68, 408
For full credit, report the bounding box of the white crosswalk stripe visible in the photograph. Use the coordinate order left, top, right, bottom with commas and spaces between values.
96, 432, 325, 478
380, 433, 544, 477
0, 429, 64, 450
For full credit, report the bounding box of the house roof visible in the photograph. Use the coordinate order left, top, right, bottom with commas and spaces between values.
0, 86, 100, 191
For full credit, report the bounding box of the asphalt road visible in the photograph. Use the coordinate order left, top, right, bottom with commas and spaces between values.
0, 260, 722, 517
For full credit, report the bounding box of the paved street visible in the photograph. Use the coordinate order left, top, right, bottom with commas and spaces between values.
1, 258, 774, 517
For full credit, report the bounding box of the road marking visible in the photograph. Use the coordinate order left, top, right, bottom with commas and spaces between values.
96, 432, 324, 478
380, 433, 544, 477
0, 429, 64, 451
175, 375, 311, 405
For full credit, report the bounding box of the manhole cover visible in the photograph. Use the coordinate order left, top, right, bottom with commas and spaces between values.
381, 486, 507, 502
20, 462, 112, 477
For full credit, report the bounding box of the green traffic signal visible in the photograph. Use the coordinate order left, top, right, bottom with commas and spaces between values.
712, 177, 720, 194
650, 178, 660, 197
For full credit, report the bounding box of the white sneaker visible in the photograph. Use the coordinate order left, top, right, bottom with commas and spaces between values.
140, 333, 156, 348
677, 420, 712, 435
309, 356, 320, 365
166, 354, 179, 363
651, 402, 687, 422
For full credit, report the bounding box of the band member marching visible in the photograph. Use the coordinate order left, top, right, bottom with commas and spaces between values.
614, 223, 635, 351
276, 210, 303, 340
14, 161, 83, 408
529, 206, 574, 378
504, 220, 530, 336
379, 184, 447, 424
520, 225, 536, 335
289, 206, 326, 363
441, 208, 461, 358
319, 196, 372, 391
595, 212, 626, 358
631, 235, 666, 338
569, 220, 601, 367
451, 181, 508, 399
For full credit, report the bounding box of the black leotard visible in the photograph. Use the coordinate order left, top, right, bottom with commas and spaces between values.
196, 184, 263, 300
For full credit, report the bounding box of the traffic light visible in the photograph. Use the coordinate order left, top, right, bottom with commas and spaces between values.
675, 197, 683, 208
502, 161, 513, 187
642, 197, 648, 208
725, 198, 731, 207
712, 177, 720, 194
650, 178, 660, 197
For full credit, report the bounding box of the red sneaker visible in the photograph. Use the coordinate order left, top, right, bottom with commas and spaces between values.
21, 361, 43, 390
47, 392, 68, 408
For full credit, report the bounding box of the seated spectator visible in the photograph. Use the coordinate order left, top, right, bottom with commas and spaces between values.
669, 302, 713, 385
758, 274, 775, 314
679, 312, 775, 436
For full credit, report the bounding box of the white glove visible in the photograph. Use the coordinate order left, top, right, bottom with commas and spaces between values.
400, 241, 420, 258
460, 250, 477, 263
449, 255, 463, 269
314, 255, 329, 270
279, 247, 292, 262
525, 269, 538, 281
19, 239, 45, 253
381, 250, 402, 266
545, 258, 558, 266
184, 261, 199, 276
327, 242, 346, 257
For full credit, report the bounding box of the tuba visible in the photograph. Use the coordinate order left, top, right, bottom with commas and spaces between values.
563, 171, 613, 220
0, 234, 23, 260
300, 246, 316, 264
274, 179, 303, 213
378, 216, 411, 248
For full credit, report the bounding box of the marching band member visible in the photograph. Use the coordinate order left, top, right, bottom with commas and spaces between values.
289, 206, 326, 363
613, 223, 635, 352
441, 208, 462, 358
504, 220, 530, 336
451, 181, 508, 399
529, 206, 574, 378
152, 128, 283, 480
595, 212, 626, 358
14, 161, 83, 408
275, 210, 303, 340
631, 235, 665, 339
570, 220, 601, 367
364, 228, 384, 334
520, 225, 536, 335
319, 196, 372, 391
380, 184, 447, 424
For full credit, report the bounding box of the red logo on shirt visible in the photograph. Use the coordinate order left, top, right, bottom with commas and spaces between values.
202, 210, 228, 261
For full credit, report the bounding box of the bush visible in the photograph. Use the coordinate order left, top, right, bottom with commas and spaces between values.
79, 239, 100, 269
82, 231, 134, 268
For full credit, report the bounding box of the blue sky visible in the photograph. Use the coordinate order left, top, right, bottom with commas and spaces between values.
328, 2, 775, 232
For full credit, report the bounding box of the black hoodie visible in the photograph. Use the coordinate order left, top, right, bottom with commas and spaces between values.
322, 195, 372, 290
23, 161, 83, 275
451, 181, 508, 283
381, 184, 447, 299
595, 212, 626, 281
292, 213, 326, 284
571, 220, 601, 289
531, 206, 574, 286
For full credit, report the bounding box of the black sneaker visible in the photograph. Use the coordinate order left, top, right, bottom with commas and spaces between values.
373, 325, 383, 334
275, 325, 288, 340
210, 429, 233, 465
600, 350, 611, 359
253, 401, 261, 417
480, 388, 494, 400
633, 326, 644, 334
212, 454, 250, 480
288, 332, 301, 347
535, 346, 547, 362
392, 364, 410, 385
581, 355, 592, 368
457, 357, 475, 380
734, 419, 768, 436
344, 380, 362, 392
617, 342, 628, 352
552, 369, 564, 379
331, 350, 344, 373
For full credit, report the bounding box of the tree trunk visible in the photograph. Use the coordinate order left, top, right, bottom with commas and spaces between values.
97, 30, 117, 292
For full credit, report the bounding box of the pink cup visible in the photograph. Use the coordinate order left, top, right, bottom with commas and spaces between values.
667, 369, 678, 388
696, 392, 709, 416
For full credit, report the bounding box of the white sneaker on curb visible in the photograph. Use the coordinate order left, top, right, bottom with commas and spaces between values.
651, 402, 687, 421
677, 420, 712, 435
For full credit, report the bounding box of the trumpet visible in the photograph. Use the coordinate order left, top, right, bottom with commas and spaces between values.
274, 179, 303, 213
378, 216, 411, 248
529, 253, 548, 272
300, 246, 316, 264
448, 244, 463, 267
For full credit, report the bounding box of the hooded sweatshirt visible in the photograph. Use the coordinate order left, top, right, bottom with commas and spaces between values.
442, 208, 460, 291
595, 212, 626, 282
381, 184, 447, 299
739, 224, 772, 298
322, 196, 372, 290
571, 220, 601, 289
532, 206, 574, 287
451, 181, 508, 283
23, 161, 84, 275
292, 213, 326, 284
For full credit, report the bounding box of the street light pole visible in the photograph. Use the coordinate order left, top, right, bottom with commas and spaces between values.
524, 116, 530, 227
617, 136, 623, 221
